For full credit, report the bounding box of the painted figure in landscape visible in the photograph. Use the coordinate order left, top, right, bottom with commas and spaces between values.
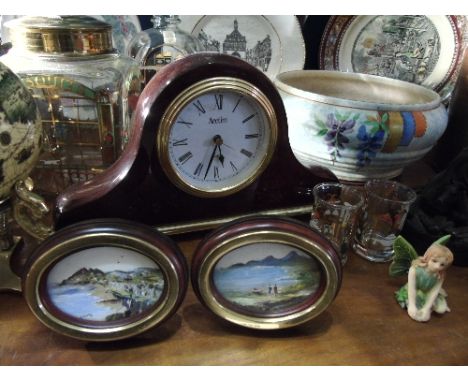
389, 235, 453, 322
213, 243, 321, 316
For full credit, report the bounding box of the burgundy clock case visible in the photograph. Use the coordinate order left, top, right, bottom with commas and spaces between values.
54, 53, 318, 230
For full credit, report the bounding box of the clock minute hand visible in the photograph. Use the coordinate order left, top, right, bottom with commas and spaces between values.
204, 143, 218, 180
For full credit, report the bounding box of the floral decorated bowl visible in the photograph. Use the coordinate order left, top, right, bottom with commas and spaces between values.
275, 70, 448, 182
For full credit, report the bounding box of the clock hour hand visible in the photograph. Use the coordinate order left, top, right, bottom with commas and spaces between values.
217, 144, 225, 167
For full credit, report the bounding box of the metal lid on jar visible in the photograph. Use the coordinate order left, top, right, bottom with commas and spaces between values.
5, 16, 115, 55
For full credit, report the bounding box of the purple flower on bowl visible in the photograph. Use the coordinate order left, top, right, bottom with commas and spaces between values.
356, 125, 385, 167
317, 112, 357, 162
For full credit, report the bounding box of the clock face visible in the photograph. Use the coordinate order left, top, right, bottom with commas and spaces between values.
157, 78, 278, 197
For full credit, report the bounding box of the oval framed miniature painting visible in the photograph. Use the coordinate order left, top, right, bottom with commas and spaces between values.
23, 219, 188, 341
191, 216, 342, 330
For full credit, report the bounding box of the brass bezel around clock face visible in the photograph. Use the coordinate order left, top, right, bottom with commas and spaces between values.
157, 77, 278, 198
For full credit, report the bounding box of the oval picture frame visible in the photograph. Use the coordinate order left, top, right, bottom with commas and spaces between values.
191, 216, 342, 330
23, 219, 188, 341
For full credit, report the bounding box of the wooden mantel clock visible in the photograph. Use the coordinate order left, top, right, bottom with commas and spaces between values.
54, 53, 318, 233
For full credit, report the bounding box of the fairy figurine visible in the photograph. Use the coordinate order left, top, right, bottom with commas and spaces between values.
389, 235, 454, 322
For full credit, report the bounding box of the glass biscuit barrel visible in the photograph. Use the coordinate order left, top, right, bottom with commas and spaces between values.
127, 15, 202, 85
0, 16, 141, 198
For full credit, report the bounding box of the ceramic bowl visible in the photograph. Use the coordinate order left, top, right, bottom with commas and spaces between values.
275, 70, 448, 182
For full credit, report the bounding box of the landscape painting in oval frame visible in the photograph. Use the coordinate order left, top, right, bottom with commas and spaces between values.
192, 216, 342, 330
23, 219, 188, 341
211, 242, 324, 317
42, 246, 165, 325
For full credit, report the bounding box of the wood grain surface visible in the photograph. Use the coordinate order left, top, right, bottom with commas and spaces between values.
1, 235, 467, 366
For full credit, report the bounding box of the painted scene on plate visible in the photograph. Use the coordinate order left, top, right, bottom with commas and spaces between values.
46, 247, 164, 322
213, 242, 321, 315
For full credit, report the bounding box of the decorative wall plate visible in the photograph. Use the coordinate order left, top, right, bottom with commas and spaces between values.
179, 16, 305, 79
191, 216, 342, 330
22, 219, 188, 341
54, 53, 316, 234
319, 16, 468, 102
93, 15, 141, 54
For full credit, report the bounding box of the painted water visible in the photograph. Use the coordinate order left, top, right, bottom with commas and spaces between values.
48, 284, 125, 321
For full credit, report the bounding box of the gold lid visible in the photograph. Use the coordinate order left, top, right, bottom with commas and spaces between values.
5, 16, 115, 55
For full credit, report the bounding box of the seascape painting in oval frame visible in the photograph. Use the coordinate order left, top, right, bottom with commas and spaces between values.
211, 242, 323, 317
42, 246, 165, 325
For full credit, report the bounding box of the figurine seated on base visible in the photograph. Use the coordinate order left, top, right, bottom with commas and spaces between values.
389, 235, 454, 322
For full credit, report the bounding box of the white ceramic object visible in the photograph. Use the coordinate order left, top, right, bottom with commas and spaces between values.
319, 16, 468, 102
178, 15, 305, 80
0, 61, 41, 200
275, 70, 448, 182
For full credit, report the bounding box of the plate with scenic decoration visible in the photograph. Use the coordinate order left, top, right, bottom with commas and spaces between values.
191, 216, 342, 330
22, 219, 188, 341
179, 16, 305, 79
319, 16, 468, 102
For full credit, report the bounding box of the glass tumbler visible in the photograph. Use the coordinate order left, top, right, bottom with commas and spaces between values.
353, 179, 417, 262
310, 182, 364, 265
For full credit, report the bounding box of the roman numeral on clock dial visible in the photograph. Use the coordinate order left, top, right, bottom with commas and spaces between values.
232, 96, 242, 113
172, 138, 188, 146
194, 162, 203, 176
240, 149, 253, 158
230, 161, 238, 172
242, 114, 256, 124
193, 100, 206, 114
178, 151, 193, 165
215, 94, 223, 110
245, 134, 259, 139
177, 119, 193, 127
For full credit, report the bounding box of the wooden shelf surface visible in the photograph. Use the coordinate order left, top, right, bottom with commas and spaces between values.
1, 236, 467, 366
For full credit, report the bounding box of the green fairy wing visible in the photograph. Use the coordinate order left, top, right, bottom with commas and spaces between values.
433, 234, 451, 246
389, 235, 419, 277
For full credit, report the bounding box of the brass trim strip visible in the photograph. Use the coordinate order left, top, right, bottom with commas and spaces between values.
156, 204, 314, 235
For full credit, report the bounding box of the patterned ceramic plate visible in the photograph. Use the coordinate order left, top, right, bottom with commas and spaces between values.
179, 15, 305, 79
93, 15, 141, 54
319, 16, 468, 102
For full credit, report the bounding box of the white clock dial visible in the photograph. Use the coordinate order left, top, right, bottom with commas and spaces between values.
162, 84, 275, 196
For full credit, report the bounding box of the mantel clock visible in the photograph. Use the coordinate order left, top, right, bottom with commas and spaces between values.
54, 53, 318, 233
